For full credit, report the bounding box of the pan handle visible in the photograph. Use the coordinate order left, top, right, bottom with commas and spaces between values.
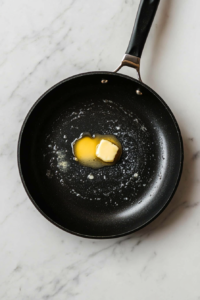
114, 0, 160, 81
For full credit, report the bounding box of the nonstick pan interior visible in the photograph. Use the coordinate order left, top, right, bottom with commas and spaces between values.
18, 72, 183, 238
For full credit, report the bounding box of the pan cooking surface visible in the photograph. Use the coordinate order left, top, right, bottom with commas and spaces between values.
18, 72, 183, 237
43, 98, 155, 202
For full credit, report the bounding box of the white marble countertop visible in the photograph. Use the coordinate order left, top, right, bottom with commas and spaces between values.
1, 0, 200, 299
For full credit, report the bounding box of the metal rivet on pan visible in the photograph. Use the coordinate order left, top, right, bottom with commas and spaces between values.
101, 79, 108, 84
136, 89, 142, 95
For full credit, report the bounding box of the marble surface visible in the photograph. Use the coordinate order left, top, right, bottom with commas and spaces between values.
0, 0, 200, 299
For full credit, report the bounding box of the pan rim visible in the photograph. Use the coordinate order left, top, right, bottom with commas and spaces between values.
17, 71, 184, 239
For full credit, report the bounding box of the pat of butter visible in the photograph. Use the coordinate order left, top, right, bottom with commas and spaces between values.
96, 139, 119, 162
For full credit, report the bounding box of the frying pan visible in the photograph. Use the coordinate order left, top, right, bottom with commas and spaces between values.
18, 0, 183, 238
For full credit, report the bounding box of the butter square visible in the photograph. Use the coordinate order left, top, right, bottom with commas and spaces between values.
96, 139, 119, 162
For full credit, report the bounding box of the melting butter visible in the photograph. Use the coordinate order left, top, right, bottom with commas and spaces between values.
71, 133, 122, 169
96, 139, 119, 162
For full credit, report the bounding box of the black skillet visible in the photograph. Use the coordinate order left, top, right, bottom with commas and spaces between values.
18, 0, 183, 238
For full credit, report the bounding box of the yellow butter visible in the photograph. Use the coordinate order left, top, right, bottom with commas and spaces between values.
96, 139, 119, 162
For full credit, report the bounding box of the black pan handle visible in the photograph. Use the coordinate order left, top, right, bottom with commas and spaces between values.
126, 0, 160, 58
114, 0, 160, 80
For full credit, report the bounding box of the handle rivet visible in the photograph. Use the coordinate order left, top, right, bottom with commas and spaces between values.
101, 79, 108, 84
136, 89, 142, 95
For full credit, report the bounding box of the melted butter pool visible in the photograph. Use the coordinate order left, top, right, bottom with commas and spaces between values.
72, 132, 122, 169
